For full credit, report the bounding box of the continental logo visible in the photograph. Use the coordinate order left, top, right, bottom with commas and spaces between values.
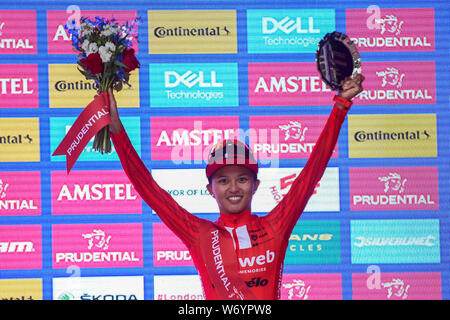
348, 114, 437, 158
48, 64, 139, 108
353, 129, 431, 142
154, 26, 231, 38
148, 10, 237, 54
0, 118, 39, 162
0, 279, 42, 300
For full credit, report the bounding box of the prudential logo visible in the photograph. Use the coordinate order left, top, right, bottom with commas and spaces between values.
149, 63, 238, 107
247, 9, 335, 53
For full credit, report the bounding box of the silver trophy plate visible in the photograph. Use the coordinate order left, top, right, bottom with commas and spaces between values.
316, 31, 362, 91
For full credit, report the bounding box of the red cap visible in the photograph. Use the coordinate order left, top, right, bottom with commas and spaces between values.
206, 139, 258, 180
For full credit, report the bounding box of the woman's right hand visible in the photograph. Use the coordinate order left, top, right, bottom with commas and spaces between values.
106, 88, 123, 134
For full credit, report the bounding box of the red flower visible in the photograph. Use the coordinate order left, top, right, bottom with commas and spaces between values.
122, 48, 140, 72
80, 53, 104, 75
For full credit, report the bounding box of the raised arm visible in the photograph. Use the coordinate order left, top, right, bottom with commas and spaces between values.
107, 89, 201, 246
264, 75, 365, 236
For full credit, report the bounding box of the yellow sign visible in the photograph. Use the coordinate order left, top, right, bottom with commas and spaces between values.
48, 64, 140, 108
348, 114, 437, 158
0, 279, 42, 300
148, 10, 237, 54
0, 118, 40, 162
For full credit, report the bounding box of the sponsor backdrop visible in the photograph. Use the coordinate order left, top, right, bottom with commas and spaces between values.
0, 0, 448, 300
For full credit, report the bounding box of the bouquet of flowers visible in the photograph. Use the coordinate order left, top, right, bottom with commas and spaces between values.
66, 16, 140, 154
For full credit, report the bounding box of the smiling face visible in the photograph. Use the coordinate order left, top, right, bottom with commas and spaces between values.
206, 165, 260, 215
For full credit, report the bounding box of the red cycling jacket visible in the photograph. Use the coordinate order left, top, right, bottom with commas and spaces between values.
111, 105, 348, 300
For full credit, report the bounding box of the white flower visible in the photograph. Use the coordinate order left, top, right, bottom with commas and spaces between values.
81, 39, 90, 52
80, 23, 94, 38
100, 25, 113, 37
87, 42, 98, 55
98, 45, 113, 63
98, 41, 116, 62
110, 23, 120, 35
100, 24, 120, 37
104, 41, 116, 52
101, 30, 112, 37
80, 22, 92, 30
80, 29, 92, 37
81, 40, 99, 56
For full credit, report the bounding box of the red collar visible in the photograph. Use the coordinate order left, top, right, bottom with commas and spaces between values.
218, 209, 253, 228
